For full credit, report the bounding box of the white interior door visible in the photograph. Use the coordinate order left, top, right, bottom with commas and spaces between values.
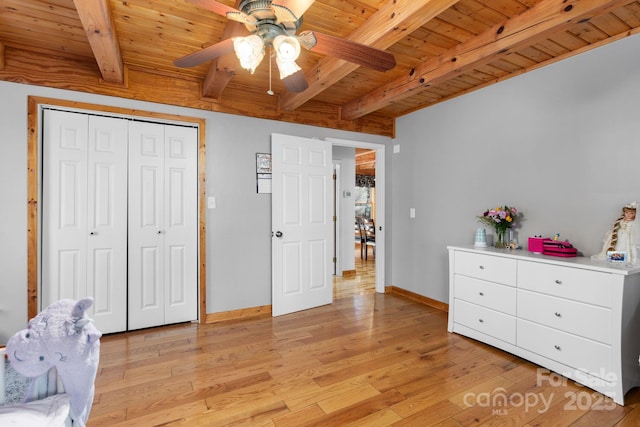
272, 133, 333, 317
42, 110, 128, 334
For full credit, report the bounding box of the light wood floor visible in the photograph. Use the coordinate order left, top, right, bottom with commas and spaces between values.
89, 251, 640, 426
333, 247, 376, 300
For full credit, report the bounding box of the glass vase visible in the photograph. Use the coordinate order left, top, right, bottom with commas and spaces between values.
495, 229, 508, 248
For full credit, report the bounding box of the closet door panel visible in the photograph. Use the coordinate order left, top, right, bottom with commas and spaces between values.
42, 110, 89, 305
164, 126, 198, 324
140, 246, 162, 307
128, 121, 165, 330
86, 115, 128, 333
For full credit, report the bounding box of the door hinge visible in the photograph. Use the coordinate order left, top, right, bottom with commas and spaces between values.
333, 215, 337, 222
333, 173, 337, 180
333, 257, 337, 263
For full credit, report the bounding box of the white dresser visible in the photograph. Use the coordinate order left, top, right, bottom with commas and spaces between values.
448, 245, 640, 405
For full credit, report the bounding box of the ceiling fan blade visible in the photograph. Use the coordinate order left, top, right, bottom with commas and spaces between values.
271, 0, 315, 22
186, 0, 257, 25
282, 70, 309, 93
186, 0, 238, 17
174, 38, 235, 68
298, 31, 396, 72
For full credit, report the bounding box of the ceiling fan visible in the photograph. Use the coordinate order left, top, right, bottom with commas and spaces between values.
174, 0, 396, 93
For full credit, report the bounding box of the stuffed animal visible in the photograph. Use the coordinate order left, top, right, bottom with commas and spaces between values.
6, 297, 102, 427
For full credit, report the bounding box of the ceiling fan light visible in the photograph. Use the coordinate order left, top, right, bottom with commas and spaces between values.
273, 35, 301, 62
275, 55, 301, 79
233, 35, 265, 73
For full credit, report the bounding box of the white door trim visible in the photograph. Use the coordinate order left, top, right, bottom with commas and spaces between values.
333, 161, 342, 276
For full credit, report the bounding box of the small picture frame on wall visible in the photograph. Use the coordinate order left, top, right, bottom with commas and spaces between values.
256, 153, 272, 173
607, 251, 627, 262
256, 153, 272, 194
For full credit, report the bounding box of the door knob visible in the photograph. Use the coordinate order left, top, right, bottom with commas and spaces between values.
89, 231, 97, 236
275, 231, 283, 238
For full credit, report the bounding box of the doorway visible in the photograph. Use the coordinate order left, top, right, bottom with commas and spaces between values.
328, 138, 385, 296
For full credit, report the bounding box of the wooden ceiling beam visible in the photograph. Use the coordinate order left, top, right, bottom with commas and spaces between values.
341, 0, 635, 120
0, 43, 4, 70
73, 0, 124, 84
279, 0, 460, 112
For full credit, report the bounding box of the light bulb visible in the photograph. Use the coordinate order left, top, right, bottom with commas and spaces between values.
276, 56, 301, 79
274, 35, 301, 62
233, 35, 265, 74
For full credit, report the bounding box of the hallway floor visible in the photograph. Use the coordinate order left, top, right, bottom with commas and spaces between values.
333, 247, 376, 300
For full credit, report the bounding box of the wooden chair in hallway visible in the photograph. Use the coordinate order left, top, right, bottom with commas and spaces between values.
362, 218, 376, 260
355, 218, 365, 259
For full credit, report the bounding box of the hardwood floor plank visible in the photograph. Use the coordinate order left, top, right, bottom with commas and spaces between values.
106, 400, 210, 427
89, 406, 127, 426
182, 399, 290, 426
343, 408, 403, 426
317, 382, 381, 413
272, 403, 325, 426
296, 389, 406, 427
92, 377, 198, 417
312, 345, 423, 388
391, 399, 465, 426
283, 374, 372, 412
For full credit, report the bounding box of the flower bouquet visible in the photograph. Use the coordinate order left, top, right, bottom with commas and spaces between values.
477, 205, 519, 248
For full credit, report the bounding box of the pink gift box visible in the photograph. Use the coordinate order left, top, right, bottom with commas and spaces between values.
528, 237, 549, 253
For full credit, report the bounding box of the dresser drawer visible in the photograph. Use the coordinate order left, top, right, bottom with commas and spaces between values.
517, 290, 612, 344
454, 299, 516, 344
455, 275, 516, 315
517, 319, 612, 380
454, 251, 517, 286
517, 261, 614, 308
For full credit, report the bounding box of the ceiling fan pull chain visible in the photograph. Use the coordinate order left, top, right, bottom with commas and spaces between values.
267, 46, 274, 96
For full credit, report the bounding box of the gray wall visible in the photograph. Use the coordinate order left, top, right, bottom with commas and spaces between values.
0, 82, 390, 342
392, 33, 640, 303
333, 146, 356, 275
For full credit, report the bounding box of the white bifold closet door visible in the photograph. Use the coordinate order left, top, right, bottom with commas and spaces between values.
42, 110, 198, 333
127, 121, 198, 330
42, 110, 128, 333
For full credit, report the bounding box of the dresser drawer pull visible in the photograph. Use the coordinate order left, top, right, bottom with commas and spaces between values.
555, 279, 562, 284
479, 265, 485, 270
554, 345, 561, 351
554, 312, 562, 317
478, 319, 484, 323
479, 292, 484, 296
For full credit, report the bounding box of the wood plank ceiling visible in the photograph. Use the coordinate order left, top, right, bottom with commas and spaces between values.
356, 148, 376, 176
1, 0, 639, 137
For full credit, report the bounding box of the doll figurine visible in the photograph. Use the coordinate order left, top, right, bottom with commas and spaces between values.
592, 201, 639, 263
